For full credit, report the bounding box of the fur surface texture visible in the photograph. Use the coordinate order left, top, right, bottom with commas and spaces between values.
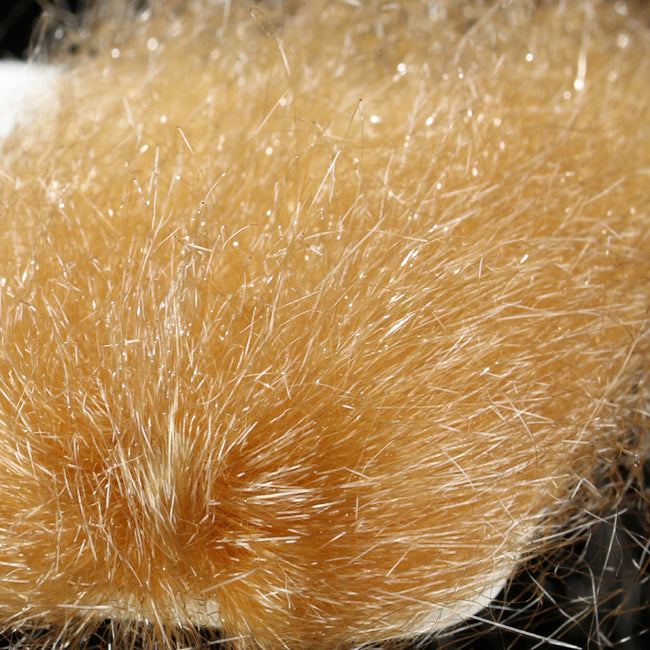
0, 1, 648, 648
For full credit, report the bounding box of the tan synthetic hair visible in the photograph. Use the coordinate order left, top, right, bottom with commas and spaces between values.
0, 0, 648, 648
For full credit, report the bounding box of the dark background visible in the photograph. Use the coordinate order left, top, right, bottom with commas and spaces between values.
0, 0, 81, 59
0, 1, 648, 648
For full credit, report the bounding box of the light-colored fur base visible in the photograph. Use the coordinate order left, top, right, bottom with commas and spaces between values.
0, 1, 648, 648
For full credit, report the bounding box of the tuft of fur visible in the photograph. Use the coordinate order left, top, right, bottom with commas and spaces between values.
0, 1, 649, 648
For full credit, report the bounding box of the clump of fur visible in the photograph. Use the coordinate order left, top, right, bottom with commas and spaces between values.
0, 1, 648, 648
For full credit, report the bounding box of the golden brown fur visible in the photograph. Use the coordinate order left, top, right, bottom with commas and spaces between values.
0, 0, 648, 647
